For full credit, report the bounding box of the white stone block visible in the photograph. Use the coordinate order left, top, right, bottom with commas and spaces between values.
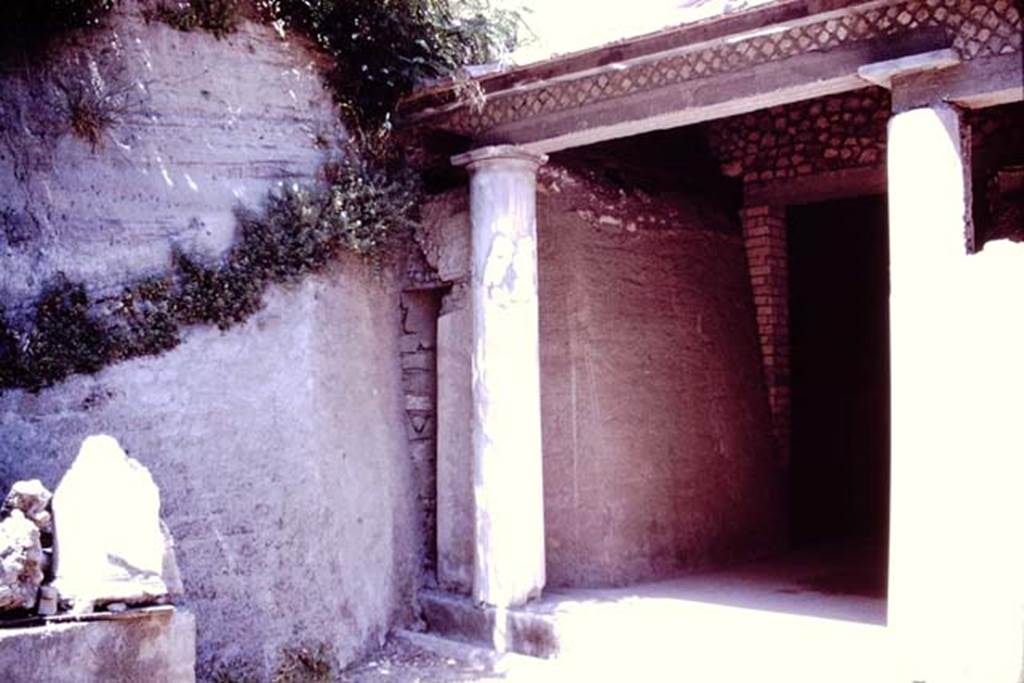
52, 435, 182, 612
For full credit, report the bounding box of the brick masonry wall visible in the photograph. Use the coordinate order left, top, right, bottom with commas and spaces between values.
719, 97, 1024, 472
711, 89, 889, 474
741, 206, 790, 466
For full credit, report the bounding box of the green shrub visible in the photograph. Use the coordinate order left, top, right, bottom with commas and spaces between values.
12, 281, 113, 391
262, 0, 525, 125
0, 1, 525, 391
150, 0, 240, 38
0, 142, 417, 392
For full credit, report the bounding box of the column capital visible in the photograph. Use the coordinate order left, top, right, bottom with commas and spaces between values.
451, 145, 547, 171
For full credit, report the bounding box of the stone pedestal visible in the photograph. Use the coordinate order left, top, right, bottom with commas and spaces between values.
887, 104, 1024, 683
452, 146, 548, 609
0, 607, 196, 682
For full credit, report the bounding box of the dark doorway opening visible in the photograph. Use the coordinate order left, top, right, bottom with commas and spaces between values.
787, 194, 890, 601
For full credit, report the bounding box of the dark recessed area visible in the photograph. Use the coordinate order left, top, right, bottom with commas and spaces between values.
787, 194, 891, 600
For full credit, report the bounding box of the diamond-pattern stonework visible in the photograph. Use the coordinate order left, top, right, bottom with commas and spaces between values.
443, 0, 1021, 136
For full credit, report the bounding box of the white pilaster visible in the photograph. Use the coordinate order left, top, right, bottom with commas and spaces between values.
452, 145, 548, 608
888, 104, 1024, 683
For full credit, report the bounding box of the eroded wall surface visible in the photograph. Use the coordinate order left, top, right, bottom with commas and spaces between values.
422, 165, 783, 589
0, 3, 335, 303
0, 269, 417, 679
0, 7, 418, 680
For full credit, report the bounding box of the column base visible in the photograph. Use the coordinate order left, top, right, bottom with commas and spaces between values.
419, 589, 558, 658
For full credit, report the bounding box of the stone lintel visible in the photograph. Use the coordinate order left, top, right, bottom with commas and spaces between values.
401, 0, 854, 118
471, 27, 952, 154
889, 53, 1024, 112
857, 48, 961, 89
402, 0, 1024, 154
452, 145, 548, 171
744, 165, 887, 207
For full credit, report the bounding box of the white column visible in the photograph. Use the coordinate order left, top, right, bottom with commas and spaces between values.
888, 104, 1024, 683
452, 145, 548, 608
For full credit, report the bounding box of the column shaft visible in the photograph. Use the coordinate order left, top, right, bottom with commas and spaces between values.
888, 103, 1024, 682
453, 146, 547, 608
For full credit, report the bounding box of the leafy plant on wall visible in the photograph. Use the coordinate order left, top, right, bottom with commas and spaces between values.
260, 0, 524, 125
0, 0, 525, 391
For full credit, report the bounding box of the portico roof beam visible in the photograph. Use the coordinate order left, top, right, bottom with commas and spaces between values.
469, 28, 952, 155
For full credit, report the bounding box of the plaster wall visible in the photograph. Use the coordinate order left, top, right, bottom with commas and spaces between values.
422, 167, 783, 589
0, 7, 418, 680
0, 266, 418, 679
537, 178, 783, 586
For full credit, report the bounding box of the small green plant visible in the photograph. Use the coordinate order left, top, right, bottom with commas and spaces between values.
56, 73, 125, 148
151, 0, 240, 38
272, 641, 337, 683
7, 281, 113, 391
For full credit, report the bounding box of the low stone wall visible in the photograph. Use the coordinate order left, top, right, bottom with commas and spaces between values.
0, 607, 196, 682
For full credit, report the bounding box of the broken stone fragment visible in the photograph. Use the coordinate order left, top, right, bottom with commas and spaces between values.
0, 510, 44, 611
52, 435, 183, 613
2, 479, 53, 535
159, 520, 184, 601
